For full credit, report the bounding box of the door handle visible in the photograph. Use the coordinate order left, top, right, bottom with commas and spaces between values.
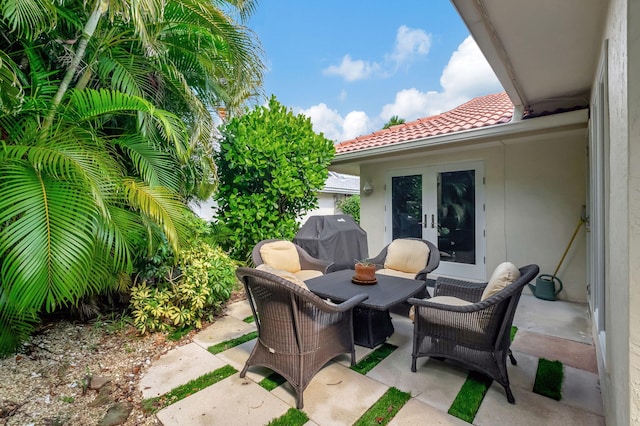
423, 214, 427, 228
431, 214, 435, 228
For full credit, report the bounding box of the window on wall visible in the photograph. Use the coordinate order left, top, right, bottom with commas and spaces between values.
588, 39, 609, 363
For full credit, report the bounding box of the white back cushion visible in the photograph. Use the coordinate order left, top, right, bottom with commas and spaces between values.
481, 262, 520, 300
384, 239, 430, 274
259, 241, 301, 273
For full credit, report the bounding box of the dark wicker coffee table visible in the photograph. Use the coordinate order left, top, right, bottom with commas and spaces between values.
305, 269, 426, 348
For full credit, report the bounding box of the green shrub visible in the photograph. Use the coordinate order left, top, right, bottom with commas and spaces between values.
336, 195, 361, 224
130, 242, 237, 334
214, 96, 335, 261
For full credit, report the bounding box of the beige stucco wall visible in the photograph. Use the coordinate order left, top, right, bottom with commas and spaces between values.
359, 126, 587, 302
599, 0, 640, 425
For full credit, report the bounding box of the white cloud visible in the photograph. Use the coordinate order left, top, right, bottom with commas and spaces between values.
323, 55, 379, 82
306, 36, 503, 143
380, 36, 502, 122
389, 25, 431, 66
339, 89, 348, 102
299, 104, 371, 143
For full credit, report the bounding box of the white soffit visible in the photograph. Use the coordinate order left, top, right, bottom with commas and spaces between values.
451, 0, 608, 114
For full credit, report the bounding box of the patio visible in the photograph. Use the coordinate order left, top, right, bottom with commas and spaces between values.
139, 293, 604, 425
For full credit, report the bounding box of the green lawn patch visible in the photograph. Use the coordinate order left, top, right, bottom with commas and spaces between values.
267, 408, 309, 426
350, 343, 398, 375
259, 372, 287, 391
533, 358, 563, 400
353, 387, 411, 426
167, 325, 194, 341
510, 325, 518, 342
243, 315, 255, 323
207, 331, 258, 354
142, 365, 237, 413
448, 371, 493, 423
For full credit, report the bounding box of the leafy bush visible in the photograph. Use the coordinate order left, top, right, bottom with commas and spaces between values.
130, 242, 237, 334
214, 96, 335, 260
336, 195, 361, 224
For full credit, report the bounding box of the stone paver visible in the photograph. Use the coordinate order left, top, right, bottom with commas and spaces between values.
389, 398, 469, 425
139, 342, 227, 398
475, 382, 605, 426
562, 364, 604, 416
366, 349, 467, 413
270, 362, 387, 425
156, 374, 291, 426
192, 315, 256, 349
224, 300, 253, 321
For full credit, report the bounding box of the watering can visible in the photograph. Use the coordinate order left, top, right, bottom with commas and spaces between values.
528, 274, 563, 301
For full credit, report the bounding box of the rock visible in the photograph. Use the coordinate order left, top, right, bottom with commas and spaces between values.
89, 376, 113, 390
98, 402, 132, 426
89, 384, 114, 407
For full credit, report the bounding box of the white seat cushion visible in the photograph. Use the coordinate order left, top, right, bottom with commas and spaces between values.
481, 262, 520, 300
409, 295, 472, 321
375, 268, 416, 280
256, 264, 308, 290
384, 239, 430, 274
259, 241, 301, 273
294, 269, 323, 281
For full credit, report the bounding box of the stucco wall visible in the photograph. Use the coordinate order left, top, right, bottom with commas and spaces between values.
598, 0, 632, 424
360, 126, 587, 301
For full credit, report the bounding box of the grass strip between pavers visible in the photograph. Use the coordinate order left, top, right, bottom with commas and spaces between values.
510, 325, 518, 342
207, 331, 258, 354
533, 358, 564, 400
243, 315, 255, 323
350, 343, 398, 375
353, 387, 411, 426
260, 372, 287, 391
142, 364, 237, 413
448, 371, 493, 423
266, 407, 309, 426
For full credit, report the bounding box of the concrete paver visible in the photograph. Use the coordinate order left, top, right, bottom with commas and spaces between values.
561, 365, 604, 416
139, 342, 227, 398
224, 300, 253, 321
388, 398, 469, 425
156, 373, 291, 426
192, 315, 256, 349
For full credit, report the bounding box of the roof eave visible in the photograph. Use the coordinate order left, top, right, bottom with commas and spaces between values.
333, 108, 587, 166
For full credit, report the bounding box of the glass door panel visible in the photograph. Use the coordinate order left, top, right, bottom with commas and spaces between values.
437, 170, 476, 265
391, 175, 423, 239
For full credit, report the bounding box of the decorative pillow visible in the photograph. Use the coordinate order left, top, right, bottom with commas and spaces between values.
259, 241, 301, 273
384, 239, 430, 274
256, 264, 308, 290
481, 262, 521, 300
409, 296, 472, 321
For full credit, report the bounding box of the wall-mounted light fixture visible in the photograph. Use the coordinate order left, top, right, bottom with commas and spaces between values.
362, 181, 373, 195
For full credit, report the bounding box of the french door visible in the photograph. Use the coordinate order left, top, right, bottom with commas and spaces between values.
385, 161, 485, 280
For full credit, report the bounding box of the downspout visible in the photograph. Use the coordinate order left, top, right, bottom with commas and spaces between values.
511, 104, 525, 122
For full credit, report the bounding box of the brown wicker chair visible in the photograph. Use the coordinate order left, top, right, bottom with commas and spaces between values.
408, 264, 539, 404
236, 267, 368, 409
252, 239, 334, 280
367, 238, 440, 282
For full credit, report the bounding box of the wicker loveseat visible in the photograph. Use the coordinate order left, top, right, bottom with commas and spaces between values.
408, 263, 539, 403
236, 267, 367, 409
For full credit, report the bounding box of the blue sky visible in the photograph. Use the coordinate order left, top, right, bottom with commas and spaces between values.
247, 1, 503, 142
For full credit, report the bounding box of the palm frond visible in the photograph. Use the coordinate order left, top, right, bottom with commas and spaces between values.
122, 179, 189, 253
0, 161, 99, 313
0, 51, 25, 113
0, 0, 57, 39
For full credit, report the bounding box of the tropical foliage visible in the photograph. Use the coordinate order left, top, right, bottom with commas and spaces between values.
130, 241, 237, 334
0, 0, 264, 355
383, 115, 405, 129
214, 96, 335, 260
336, 195, 361, 224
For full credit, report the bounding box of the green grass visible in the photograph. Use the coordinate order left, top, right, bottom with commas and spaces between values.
350, 343, 398, 375
259, 372, 287, 391
167, 325, 194, 341
142, 365, 237, 413
267, 408, 309, 425
207, 331, 258, 354
353, 387, 411, 425
448, 371, 493, 423
533, 358, 564, 400
243, 315, 255, 323
510, 325, 518, 342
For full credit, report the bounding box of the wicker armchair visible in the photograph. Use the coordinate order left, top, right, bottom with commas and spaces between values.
236, 267, 368, 409
408, 264, 539, 404
367, 238, 440, 282
252, 239, 334, 280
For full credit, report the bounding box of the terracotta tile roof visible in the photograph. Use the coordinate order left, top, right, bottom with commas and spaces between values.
335, 92, 513, 154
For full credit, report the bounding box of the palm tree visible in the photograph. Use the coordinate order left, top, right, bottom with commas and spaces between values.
383, 115, 406, 129
0, 0, 265, 354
